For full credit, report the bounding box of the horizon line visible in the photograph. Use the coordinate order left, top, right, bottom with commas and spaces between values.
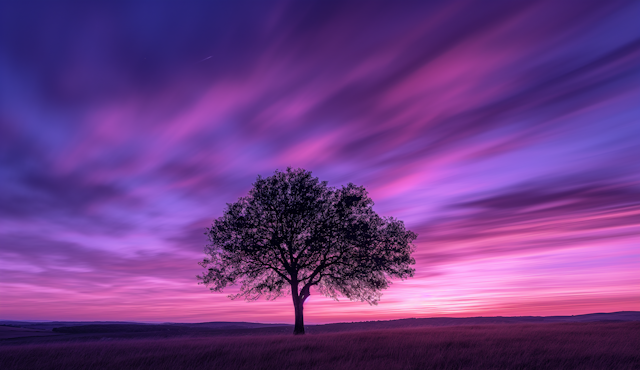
2, 311, 637, 326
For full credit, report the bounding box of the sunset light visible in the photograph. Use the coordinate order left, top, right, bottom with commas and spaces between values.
1, 0, 638, 326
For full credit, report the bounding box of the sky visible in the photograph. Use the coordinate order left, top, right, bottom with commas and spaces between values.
1, 0, 639, 324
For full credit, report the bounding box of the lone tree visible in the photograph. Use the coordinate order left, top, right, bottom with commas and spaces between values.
198, 168, 417, 335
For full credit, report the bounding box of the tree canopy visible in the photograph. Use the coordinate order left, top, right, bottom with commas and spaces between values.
198, 168, 417, 334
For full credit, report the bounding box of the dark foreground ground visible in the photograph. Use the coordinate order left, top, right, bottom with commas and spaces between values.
1, 322, 639, 370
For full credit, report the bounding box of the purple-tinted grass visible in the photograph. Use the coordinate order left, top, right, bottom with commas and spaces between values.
1, 322, 638, 370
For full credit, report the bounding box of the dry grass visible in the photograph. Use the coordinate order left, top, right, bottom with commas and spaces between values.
1, 322, 638, 370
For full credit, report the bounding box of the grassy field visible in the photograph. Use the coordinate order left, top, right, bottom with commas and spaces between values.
1, 322, 638, 370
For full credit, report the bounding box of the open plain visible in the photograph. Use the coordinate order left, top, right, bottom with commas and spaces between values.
1, 313, 639, 370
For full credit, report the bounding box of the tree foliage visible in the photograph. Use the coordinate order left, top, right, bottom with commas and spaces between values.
198, 168, 417, 334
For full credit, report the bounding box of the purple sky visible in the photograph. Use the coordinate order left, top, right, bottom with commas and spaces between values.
1, 0, 639, 324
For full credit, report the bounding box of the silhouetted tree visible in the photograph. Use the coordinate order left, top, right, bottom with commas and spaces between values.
198, 168, 417, 335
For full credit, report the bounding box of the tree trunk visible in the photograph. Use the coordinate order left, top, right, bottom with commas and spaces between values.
293, 296, 305, 335
291, 281, 305, 335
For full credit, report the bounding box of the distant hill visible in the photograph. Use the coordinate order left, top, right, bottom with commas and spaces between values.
305, 311, 640, 334
0, 320, 289, 333
1, 311, 638, 344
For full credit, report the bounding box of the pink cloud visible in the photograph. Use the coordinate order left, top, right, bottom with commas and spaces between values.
1, 0, 639, 323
